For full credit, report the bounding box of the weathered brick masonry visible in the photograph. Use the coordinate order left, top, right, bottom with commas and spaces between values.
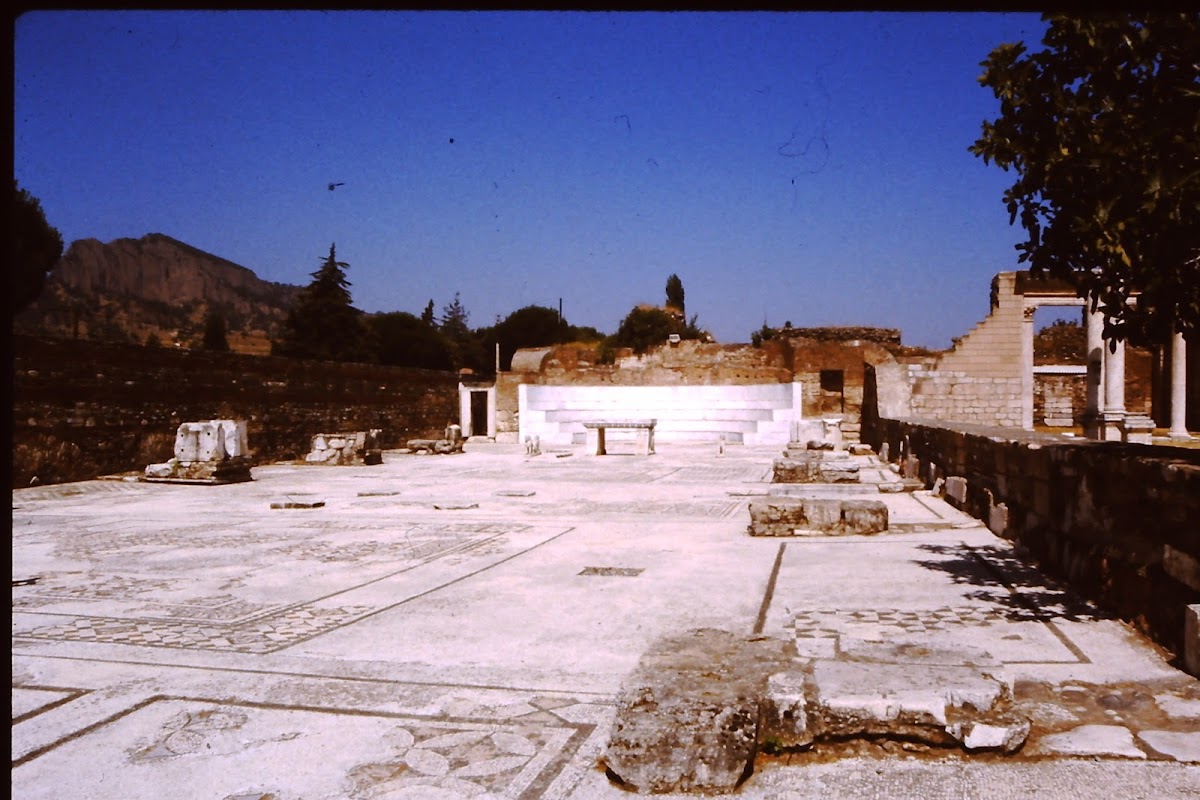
11, 335, 459, 487
863, 398, 1200, 663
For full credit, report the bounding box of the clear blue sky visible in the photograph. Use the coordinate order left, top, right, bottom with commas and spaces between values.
15, 10, 1050, 349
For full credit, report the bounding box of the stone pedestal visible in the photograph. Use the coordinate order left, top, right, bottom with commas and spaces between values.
585, 426, 606, 456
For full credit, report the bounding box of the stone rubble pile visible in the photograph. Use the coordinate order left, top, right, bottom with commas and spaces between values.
405, 424, 465, 455
304, 429, 382, 465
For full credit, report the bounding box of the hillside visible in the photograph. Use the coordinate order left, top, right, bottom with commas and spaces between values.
13, 234, 302, 354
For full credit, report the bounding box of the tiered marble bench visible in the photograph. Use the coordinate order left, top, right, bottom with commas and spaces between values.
582, 419, 657, 456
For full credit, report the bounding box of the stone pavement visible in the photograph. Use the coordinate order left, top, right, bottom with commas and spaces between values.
11, 442, 1200, 799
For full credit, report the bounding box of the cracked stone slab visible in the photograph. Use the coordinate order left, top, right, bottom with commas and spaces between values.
813, 660, 1004, 729
1153, 693, 1200, 720
1136, 731, 1200, 762
809, 658, 1027, 752
1035, 725, 1148, 759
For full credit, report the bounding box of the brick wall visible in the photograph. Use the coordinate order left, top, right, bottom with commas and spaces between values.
11, 335, 459, 487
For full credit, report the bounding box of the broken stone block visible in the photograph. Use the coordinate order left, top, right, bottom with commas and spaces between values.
761, 671, 813, 750
847, 443, 873, 456
305, 429, 382, 466
951, 717, 1031, 753
945, 476, 968, 506
818, 461, 860, 483
144, 420, 252, 483
773, 453, 859, 484
811, 659, 1023, 750
774, 456, 821, 483
406, 430, 464, 455
604, 629, 795, 795
748, 498, 888, 537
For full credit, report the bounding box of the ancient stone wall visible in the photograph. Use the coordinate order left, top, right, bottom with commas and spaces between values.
1033, 374, 1086, 427
498, 338, 900, 442
862, 411, 1200, 662
12, 335, 459, 487
904, 273, 1027, 426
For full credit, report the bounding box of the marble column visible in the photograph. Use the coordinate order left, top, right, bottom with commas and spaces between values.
1102, 336, 1127, 441
1021, 305, 1035, 430
1083, 308, 1106, 439
1170, 329, 1190, 439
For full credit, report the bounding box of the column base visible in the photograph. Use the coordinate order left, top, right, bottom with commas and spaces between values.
1120, 415, 1155, 445
1100, 411, 1126, 442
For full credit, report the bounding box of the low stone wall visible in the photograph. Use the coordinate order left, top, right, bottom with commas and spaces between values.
863, 414, 1200, 665
12, 335, 459, 487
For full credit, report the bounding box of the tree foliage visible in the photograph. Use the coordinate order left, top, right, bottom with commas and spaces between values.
970, 13, 1200, 344
610, 305, 705, 354
489, 304, 571, 370
12, 180, 64, 316
273, 243, 371, 362
367, 311, 454, 370
202, 310, 229, 351
436, 292, 491, 373
665, 273, 685, 317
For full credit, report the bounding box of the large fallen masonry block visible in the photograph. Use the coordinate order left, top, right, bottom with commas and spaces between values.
748, 498, 888, 536
605, 630, 1029, 794
773, 454, 860, 484
603, 629, 795, 795
144, 419, 252, 484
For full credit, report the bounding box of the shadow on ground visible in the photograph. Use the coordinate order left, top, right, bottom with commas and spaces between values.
912, 543, 1114, 624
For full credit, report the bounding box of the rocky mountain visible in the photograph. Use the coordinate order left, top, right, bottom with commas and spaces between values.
14, 234, 303, 354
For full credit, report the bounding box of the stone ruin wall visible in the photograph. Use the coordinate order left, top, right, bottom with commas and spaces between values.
11, 335, 460, 488
903, 273, 1026, 427
495, 336, 901, 441
495, 340, 796, 439
863, 411, 1200, 662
